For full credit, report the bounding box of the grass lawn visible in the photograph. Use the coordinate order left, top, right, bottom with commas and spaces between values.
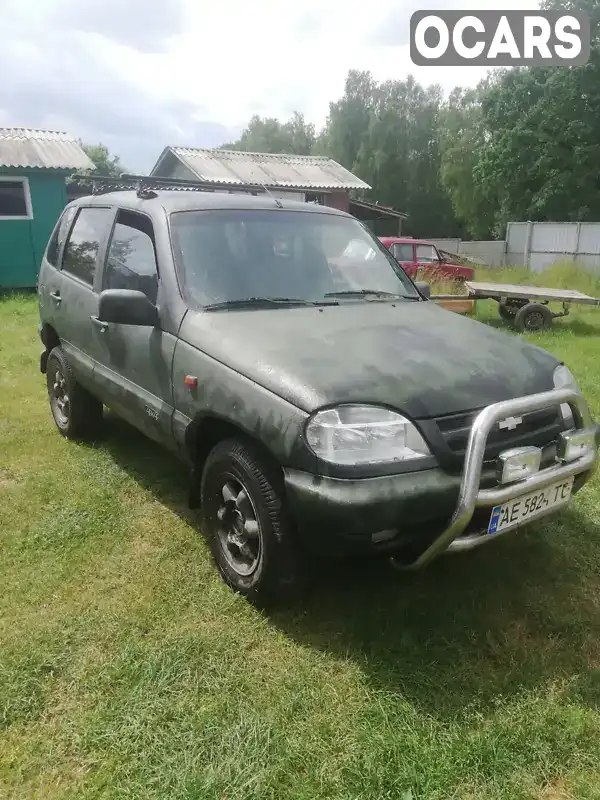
1, 284, 600, 800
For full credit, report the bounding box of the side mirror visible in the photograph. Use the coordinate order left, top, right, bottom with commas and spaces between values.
98, 289, 159, 327
415, 280, 431, 299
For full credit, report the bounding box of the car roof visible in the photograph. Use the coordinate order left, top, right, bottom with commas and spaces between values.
379, 236, 437, 247
67, 189, 353, 218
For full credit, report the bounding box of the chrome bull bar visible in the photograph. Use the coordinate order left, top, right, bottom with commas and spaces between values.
393, 388, 598, 570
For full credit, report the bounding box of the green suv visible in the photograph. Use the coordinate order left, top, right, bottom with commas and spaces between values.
38, 177, 599, 602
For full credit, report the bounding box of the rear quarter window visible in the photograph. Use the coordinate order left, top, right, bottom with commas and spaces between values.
46, 206, 77, 267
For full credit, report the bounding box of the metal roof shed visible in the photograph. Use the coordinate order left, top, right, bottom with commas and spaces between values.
0, 128, 94, 288
349, 198, 409, 236
150, 146, 407, 232
150, 147, 371, 209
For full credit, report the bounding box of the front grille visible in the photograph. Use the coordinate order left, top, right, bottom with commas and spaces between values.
421, 405, 564, 471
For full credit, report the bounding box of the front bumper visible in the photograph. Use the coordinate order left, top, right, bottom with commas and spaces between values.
284, 388, 599, 567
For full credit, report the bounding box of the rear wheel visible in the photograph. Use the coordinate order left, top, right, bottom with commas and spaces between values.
201, 438, 302, 605
514, 302, 553, 333
46, 347, 103, 440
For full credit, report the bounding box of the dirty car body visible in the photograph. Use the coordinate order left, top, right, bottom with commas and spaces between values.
37, 186, 599, 600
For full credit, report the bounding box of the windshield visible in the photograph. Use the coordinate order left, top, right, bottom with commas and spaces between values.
170, 209, 420, 308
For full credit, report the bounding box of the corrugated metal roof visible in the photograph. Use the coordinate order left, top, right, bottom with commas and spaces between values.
0, 128, 95, 170
152, 147, 371, 191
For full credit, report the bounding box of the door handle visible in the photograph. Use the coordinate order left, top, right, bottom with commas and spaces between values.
90, 316, 109, 333
49, 291, 62, 305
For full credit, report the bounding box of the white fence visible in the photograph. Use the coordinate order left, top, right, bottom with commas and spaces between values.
431, 223, 600, 271
429, 239, 506, 268
506, 222, 600, 271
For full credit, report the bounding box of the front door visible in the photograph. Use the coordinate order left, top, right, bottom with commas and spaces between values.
53, 205, 115, 392
389, 241, 417, 278
414, 243, 441, 278
93, 209, 176, 446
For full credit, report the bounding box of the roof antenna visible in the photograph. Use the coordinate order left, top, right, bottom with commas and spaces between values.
259, 181, 283, 209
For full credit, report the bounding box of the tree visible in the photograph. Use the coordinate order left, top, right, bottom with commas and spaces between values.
439, 83, 496, 239
222, 112, 316, 155
458, 0, 600, 235
320, 70, 379, 172
321, 71, 462, 237
79, 142, 128, 177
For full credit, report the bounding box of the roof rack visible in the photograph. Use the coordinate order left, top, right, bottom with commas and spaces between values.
69, 173, 269, 199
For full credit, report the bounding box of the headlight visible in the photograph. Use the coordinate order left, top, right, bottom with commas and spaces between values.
553, 365, 582, 429
305, 404, 431, 465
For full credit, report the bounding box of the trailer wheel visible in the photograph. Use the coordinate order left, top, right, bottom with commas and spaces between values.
498, 298, 528, 322
514, 302, 553, 333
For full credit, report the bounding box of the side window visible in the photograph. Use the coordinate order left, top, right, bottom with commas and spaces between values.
62, 207, 113, 286
415, 244, 439, 263
104, 211, 158, 304
391, 243, 414, 262
46, 206, 76, 266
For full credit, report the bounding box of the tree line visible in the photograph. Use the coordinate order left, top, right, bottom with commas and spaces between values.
222, 0, 600, 241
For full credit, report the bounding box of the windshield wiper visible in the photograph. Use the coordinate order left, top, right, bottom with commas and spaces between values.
324, 289, 420, 301
203, 296, 339, 311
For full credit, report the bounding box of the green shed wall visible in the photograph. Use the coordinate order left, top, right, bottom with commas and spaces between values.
0, 168, 68, 289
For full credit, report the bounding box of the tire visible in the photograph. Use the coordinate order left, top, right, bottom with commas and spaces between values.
200, 438, 302, 605
514, 302, 553, 333
46, 346, 103, 440
498, 299, 527, 322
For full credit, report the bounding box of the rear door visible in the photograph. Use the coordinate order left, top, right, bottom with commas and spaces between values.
93, 209, 176, 446
38, 204, 77, 333
53, 205, 115, 391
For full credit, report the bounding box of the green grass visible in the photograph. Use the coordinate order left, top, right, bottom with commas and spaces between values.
2, 284, 600, 800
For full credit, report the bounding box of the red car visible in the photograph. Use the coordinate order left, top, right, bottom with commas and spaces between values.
379, 237, 474, 282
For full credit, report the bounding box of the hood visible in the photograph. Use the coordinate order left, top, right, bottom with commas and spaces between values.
180, 301, 560, 419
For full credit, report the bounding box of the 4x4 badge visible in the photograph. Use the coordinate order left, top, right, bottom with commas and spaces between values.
498, 416, 523, 431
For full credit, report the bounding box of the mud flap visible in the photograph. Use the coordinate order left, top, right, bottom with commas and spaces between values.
188, 463, 202, 509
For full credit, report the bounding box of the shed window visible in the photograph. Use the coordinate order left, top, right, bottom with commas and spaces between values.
0, 179, 32, 218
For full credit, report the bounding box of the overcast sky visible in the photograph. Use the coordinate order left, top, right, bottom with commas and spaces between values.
0, 0, 541, 172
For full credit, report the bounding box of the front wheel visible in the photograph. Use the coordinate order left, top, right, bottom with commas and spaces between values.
200, 438, 302, 604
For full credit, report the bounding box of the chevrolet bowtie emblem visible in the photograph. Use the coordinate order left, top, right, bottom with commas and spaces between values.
498, 416, 523, 431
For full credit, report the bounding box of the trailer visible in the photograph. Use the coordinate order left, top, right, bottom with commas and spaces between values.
437, 281, 600, 331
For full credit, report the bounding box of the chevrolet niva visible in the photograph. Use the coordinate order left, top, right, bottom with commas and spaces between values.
38, 179, 600, 603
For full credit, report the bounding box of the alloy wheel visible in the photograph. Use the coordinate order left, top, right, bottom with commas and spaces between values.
50, 366, 70, 427
215, 477, 262, 576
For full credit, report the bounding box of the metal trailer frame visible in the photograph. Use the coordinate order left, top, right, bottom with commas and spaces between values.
434, 281, 600, 332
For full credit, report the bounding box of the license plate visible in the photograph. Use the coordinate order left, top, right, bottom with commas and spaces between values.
488, 477, 574, 535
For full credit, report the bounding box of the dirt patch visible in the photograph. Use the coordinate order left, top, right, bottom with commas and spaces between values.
0, 467, 22, 488
538, 779, 575, 800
